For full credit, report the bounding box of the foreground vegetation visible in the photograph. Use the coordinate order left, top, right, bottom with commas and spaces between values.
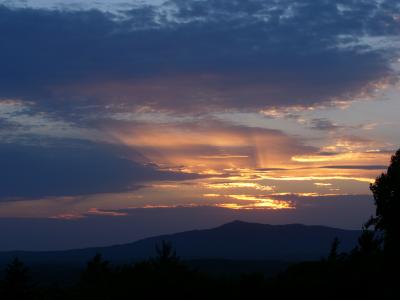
0, 238, 396, 299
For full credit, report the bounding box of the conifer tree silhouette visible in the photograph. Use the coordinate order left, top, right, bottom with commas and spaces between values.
1, 258, 33, 299
328, 237, 340, 261
154, 240, 179, 264
79, 253, 112, 298
81, 253, 111, 285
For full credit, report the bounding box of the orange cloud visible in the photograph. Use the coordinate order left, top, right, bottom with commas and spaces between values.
86, 208, 128, 217
101, 120, 315, 173
203, 193, 294, 210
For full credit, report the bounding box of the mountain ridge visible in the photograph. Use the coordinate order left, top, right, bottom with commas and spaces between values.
0, 221, 361, 264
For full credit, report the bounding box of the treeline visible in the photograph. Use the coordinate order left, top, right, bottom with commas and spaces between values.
0, 236, 396, 299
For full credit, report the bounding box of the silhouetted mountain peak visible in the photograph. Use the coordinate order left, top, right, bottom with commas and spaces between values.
218, 220, 255, 227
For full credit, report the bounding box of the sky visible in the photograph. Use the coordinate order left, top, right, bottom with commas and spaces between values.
0, 0, 399, 250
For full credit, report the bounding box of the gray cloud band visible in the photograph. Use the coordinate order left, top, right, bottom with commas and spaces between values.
0, 0, 398, 118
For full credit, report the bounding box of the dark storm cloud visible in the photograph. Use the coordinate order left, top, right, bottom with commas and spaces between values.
0, 0, 399, 116
0, 140, 199, 199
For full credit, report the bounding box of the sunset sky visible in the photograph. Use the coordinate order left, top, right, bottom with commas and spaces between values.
0, 0, 399, 250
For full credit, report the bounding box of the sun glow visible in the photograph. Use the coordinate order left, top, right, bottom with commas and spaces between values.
204, 194, 294, 210
314, 183, 333, 186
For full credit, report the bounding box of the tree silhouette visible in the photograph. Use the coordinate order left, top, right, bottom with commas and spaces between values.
368, 148, 400, 260
1, 258, 34, 299
81, 253, 111, 284
154, 240, 179, 264
328, 237, 340, 261
357, 227, 382, 257
79, 253, 112, 298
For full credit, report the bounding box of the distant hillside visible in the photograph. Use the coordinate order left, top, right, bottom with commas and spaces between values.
0, 221, 361, 265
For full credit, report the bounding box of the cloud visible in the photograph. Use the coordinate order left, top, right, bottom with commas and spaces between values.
0, 0, 398, 117
0, 118, 19, 132
98, 119, 317, 170
319, 165, 387, 170
310, 118, 341, 131
308, 118, 382, 132
0, 139, 198, 199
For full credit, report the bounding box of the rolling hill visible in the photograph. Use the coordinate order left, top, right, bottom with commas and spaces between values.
0, 220, 361, 265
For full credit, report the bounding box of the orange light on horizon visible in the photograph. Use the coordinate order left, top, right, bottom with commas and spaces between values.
204, 194, 294, 210
203, 182, 274, 191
